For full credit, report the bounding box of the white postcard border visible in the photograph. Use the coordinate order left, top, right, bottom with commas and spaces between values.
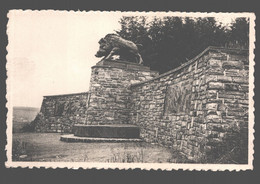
5, 10, 256, 171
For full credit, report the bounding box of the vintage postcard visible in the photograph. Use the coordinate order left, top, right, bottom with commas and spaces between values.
5, 10, 255, 170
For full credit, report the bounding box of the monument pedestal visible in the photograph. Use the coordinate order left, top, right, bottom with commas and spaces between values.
86, 59, 158, 125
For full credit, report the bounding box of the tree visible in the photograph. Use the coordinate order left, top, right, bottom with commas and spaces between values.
227, 18, 249, 49
116, 16, 249, 74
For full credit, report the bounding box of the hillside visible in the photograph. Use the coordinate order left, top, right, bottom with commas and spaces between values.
13, 106, 40, 133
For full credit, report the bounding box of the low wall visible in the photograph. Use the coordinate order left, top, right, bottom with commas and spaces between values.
130, 47, 249, 160
33, 60, 158, 132
34, 92, 89, 133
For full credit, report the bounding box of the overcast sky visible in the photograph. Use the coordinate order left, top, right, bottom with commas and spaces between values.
7, 11, 123, 108
7, 11, 242, 108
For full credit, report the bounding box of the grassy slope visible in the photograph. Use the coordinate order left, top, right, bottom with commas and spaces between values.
13, 107, 40, 133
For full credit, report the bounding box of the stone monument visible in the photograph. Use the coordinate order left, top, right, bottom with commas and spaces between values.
60, 34, 159, 142
95, 34, 144, 64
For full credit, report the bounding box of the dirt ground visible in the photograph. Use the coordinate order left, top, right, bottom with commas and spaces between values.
12, 133, 186, 163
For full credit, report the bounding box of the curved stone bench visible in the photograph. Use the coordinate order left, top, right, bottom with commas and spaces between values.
72, 124, 140, 139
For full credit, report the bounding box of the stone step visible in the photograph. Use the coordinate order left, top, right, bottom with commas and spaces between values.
72, 124, 140, 139
60, 134, 142, 143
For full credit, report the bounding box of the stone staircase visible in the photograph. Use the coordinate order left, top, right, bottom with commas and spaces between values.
60, 124, 142, 143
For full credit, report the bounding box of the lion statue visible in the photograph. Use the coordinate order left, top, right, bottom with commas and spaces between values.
95, 34, 144, 64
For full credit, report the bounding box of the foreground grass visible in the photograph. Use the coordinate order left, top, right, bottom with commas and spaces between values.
12, 133, 185, 163
12, 140, 29, 161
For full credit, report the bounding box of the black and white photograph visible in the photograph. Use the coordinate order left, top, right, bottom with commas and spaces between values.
5, 11, 255, 170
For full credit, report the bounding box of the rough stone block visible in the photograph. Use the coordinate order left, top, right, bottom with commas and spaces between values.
208, 82, 224, 90
222, 60, 244, 69
240, 85, 249, 92
207, 68, 224, 75
205, 75, 218, 83
206, 103, 218, 111
217, 75, 233, 82
206, 114, 222, 123
207, 90, 218, 98
207, 110, 218, 115
232, 77, 248, 84
228, 54, 248, 62
210, 52, 227, 60
208, 59, 222, 67
224, 83, 239, 91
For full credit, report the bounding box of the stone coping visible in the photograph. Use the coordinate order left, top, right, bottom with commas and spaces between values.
130, 46, 249, 87
97, 59, 143, 66
44, 92, 89, 98
92, 59, 156, 72
74, 124, 139, 128
60, 134, 142, 143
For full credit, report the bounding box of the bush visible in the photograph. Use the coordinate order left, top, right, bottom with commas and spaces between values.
20, 114, 41, 132
12, 140, 29, 161
167, 150, 194, 163
201, 126, 248, 164
108, 149, 144, 163
21, 122, 36, 132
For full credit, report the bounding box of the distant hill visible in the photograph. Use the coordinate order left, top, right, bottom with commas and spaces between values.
13, 106, 40, 133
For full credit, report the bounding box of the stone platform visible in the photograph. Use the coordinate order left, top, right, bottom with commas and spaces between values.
60, 134, 142, 143
60, 124, 141, 142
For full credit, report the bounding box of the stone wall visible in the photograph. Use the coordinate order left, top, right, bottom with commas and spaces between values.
34, 92, 89, 133
33, 46, 249, 161
86, 60, 159, 125
33, 60, 158, 132
129, 47, 249, 160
